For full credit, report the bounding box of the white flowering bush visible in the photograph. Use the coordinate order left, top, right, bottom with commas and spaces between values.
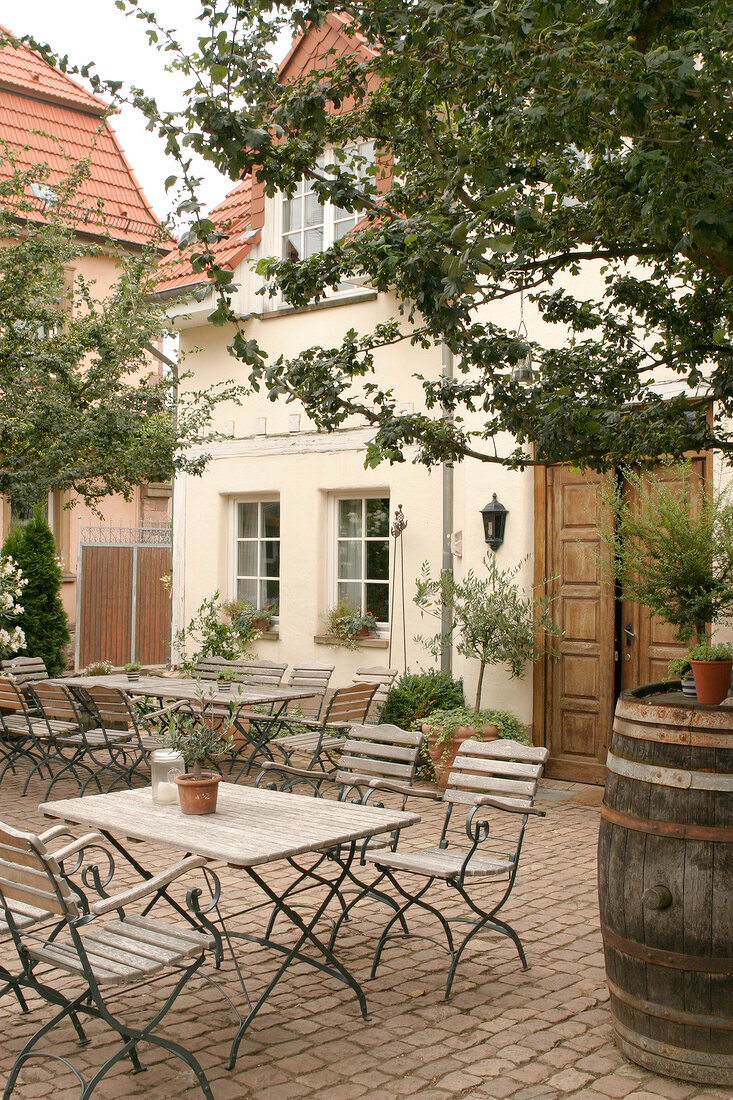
0, 557, 26, 658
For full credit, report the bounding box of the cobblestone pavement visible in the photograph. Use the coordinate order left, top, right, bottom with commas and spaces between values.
0, 768, 731, 1100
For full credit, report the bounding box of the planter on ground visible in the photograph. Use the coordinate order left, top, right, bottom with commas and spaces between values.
599, 682, 733, 1085
423, 723, 498, 788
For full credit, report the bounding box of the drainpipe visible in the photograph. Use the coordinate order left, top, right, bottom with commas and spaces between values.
441, 343, 454, 675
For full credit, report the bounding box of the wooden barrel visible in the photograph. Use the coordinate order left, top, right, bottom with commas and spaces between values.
599, 683, 733, 1085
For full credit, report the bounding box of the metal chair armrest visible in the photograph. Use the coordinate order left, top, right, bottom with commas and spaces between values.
473, 795, 546, 816
256, 762, 336, 781
367, 779, 442, 800
89, 855, 208, 915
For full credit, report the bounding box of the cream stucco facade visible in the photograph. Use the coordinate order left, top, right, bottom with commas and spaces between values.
170, 268, 540, 724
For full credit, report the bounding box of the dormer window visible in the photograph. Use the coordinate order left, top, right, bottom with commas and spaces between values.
280, 142, 375, 268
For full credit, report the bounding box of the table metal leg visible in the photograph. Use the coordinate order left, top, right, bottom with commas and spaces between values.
226, 840, 369, 1069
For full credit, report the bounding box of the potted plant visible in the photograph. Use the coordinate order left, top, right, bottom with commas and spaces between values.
224, 597, 277, 635
324, 598, 378, 648
414, 554, 560, 712
216, 670, 237, 693
688, 642, 733, 705
124, 661, 142, 682
601, 463, 733, 651
666, 656, 696, 699
155, 702, 234, 815
420, 706, 528, 787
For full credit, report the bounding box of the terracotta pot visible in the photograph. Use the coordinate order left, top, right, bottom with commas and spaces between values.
173, 772, 222, 815
423, 722, 499, 788
690, 659, 733, 705
252, 617, 270, 631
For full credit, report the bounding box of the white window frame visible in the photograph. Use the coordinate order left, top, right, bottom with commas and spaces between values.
231, 497, 281, 616
329, 492, 391, 630
266, 141, 376, 309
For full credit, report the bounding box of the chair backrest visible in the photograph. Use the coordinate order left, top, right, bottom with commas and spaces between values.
445, 739, 550, 808
84, 685, 136, 733
2, 657, 49, 687
0, 821, 79, 927
286, 663, 335, 720
323, 681, 379, 727
352, 666, 398, 721
193, 657, 287, 687
335, 723, 423, 788
0, 675, 33, 717
29, 681, 85, 728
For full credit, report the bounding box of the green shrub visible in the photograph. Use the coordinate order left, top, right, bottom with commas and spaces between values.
420, 706, 529, 743
1, 511, 69, 676
689, 642, 733, 661
381, 669, 464, 729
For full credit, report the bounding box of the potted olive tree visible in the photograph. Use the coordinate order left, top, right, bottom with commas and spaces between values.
413, 555, 559, 783
602, 463, 733, 703
155, 702, 234, 815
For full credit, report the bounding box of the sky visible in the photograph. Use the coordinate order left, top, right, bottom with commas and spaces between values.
2, 0, 236, 222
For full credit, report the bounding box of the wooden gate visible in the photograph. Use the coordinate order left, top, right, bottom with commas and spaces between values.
534, 459, 709, 783
76, 525, 172, 670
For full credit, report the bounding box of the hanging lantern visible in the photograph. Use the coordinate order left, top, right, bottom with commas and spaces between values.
481, 494, 508, 551
511, 284, 534, 383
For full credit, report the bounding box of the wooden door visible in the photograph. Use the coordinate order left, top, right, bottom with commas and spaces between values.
619, 457, 707, 690
535, 456, 711, 783
535, 465, 615, 784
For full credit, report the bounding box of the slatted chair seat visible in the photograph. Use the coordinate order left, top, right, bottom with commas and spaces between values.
57, 729, 132, 748
3, 715, 77, 738
0, 821, 220, 1099
364, 845, 515, 878
367, 738, 549, 999
25, 915, 214, 986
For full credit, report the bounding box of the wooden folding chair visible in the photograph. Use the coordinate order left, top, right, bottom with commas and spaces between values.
366, 739, 549, 998
0, 820, 219, 1099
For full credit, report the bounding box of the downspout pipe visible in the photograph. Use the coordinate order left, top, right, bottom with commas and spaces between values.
441, 343, 454, 675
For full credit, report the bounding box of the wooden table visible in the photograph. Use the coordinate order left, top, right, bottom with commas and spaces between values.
59, 675, 318, 776
61, 674, 315, 710
40, 783, 421, 1063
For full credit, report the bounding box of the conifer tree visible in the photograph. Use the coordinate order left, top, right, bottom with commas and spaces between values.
2, 511, 70, 676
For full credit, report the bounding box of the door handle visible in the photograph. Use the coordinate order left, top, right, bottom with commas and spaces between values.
624, 623, 635, 645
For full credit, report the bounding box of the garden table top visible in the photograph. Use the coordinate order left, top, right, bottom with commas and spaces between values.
55, 674, 316, 709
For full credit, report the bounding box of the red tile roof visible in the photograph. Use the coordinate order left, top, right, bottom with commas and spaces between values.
156, 15, 378, 295
0, 26, 167, 248
156, 176, 257, 293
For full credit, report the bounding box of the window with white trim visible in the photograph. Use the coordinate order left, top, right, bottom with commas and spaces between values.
234, 500, 280, 611
281, 141, 376, 292
336, 496, 390, 624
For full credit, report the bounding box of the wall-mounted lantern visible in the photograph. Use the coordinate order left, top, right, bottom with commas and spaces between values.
481, 494, 508, 551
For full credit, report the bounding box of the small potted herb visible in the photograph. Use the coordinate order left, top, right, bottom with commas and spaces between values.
666, 656, 696, 699
217, 670, 237, 693
155, 701, 234, 815
124, 661, 142, 682
688, 642, 733, 705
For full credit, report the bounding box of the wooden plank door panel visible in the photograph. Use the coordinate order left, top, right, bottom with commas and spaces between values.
543, 466, 614, 783
135, 548, 172, 666
78, 547, 134, 668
